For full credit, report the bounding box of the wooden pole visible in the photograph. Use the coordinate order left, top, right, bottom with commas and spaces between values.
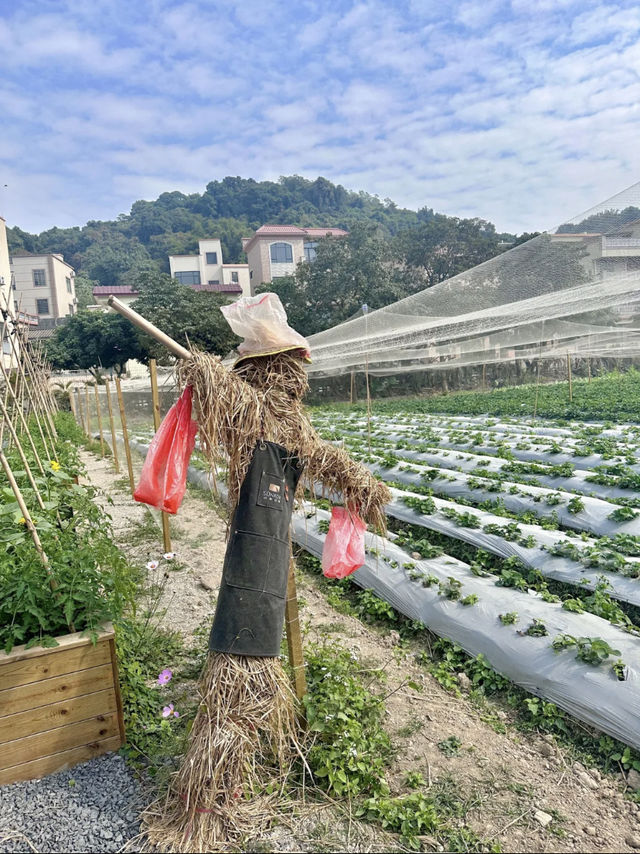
149, 359, 172, 553
93, 384, 105, 457
587, 357, 592, 383
84, 383, 92, 439
567, 352, 573, 403
285, 558, 306, 699
114, 375, 136, 497
349, 371, 355, 405
104, 379, 120, 473
482, 363, 487, 391
76, 387, 86, 435
533, 359, 541, 418
68, 388, 77, 422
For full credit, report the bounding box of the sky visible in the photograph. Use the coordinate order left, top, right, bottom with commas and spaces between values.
1, 0, 639, 235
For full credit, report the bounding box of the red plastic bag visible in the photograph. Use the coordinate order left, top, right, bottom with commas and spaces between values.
321, 506, 366, 579
134, 386, 198, 514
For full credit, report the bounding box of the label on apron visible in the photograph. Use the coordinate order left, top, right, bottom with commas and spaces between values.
257, 471, 285, 510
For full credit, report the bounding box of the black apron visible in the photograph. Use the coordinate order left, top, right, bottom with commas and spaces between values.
209, 441, 304, 657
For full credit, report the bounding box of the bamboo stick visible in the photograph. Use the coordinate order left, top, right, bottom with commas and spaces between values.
68, 388, 77, 422
104, 379, 120, 473
285, 560, 306, 700
107, 296, 190, 360
567, 352, 573, 403
114, 375, 135, 496
84, 384, 92, 438
149, 359, 171, 553
76, 387, 86, 435
93, 384, 105, 457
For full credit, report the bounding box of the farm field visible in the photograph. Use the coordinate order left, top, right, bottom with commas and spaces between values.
306, 385, 640, 762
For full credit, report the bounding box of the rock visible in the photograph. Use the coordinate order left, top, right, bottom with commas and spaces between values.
456, 672, 472, 691
198, 574, 217, 591
576, 770, 599, 790
411, 552, 422, 560
583, 826, 597, 836
626, 835, 640, 850
534, 810, 553, 828
538, 742, 554, 758
627, 769, 640, 791
389, 630, 401, 646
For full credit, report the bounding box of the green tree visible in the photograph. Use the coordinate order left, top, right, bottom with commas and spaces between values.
393, 214, 502, 288
130, 272, 239, 361
46, 311, 146, 378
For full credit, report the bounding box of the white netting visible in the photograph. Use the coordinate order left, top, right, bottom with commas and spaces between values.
306, 182, 640, 376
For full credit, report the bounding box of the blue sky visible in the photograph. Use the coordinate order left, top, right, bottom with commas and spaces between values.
1, 0, 639, 234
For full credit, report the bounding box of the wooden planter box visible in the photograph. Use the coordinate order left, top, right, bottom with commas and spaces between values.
0, 623, 125, 785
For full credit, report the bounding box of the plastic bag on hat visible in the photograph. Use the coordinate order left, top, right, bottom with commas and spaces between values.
322, 506, 366, 579
134, 386, 198, 514
220, 293, 311, 362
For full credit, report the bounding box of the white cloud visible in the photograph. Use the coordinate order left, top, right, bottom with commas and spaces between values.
1, 0, 639, 235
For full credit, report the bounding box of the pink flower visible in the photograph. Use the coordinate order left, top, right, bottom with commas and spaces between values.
162, 703, 179, 718
157, 668, 173, 686
146, 560, 159, 570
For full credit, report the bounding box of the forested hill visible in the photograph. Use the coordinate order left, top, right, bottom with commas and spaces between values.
7, 175, 516, 292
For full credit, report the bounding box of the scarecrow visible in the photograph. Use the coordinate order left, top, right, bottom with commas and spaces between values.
114, 293, 391, 851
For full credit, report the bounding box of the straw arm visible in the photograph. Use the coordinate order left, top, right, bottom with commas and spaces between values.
107, 296, 191, 360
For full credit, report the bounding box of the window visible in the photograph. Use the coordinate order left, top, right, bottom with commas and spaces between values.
205, 251, 218, 265
231, 271, 239, 283
208, 280, 220, 285
174, 271, 201, 285
33, 269, 46, 287
66, 276, 72, 293
270, 242, 293, 263
304, 241, 318, 262
13, 301, 18, 312
68, 304, 74, 315
250, 270, 253, 279
36, 298, 50, 315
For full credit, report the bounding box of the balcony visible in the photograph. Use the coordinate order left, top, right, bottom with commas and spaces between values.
601, 237, 640, 259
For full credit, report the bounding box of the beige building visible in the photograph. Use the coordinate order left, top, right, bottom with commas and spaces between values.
169, 238, 250, 297
11, 253, 77, 325
242, 224, 348, 288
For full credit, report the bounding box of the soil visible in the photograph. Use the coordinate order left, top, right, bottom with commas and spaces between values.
82, 449, 640, 853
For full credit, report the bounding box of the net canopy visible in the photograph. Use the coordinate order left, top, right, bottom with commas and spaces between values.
306, 182, 640, 377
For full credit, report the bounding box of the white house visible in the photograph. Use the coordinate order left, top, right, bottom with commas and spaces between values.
169, 238, 250, 298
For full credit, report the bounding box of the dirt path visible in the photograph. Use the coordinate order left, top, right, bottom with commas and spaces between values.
82, 450, 640, 853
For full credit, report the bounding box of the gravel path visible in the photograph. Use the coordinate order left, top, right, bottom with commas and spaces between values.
0, 754, 143, 853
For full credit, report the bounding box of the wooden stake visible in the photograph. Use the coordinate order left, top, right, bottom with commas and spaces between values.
76, 387, 86, 435
93, 384, 105, 457
149, 359, 171, 553
567, 352, 573, 403
587, 357, 592, 383
482, 363, 487, 391
104, 380, 120, 473
68, 389, 77, 422
285, 559, 306, 699
84, 384, 92, 438
349, 371, 355, 405
114, 375, 135, 497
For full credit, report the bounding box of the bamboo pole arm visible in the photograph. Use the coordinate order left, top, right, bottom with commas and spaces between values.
107, 296, 191, 361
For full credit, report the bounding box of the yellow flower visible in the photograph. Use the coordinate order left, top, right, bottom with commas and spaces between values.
50, 460, 61, 471
18, 517, 26, 525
